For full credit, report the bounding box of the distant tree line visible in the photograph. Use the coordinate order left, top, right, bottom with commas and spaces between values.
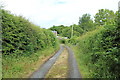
49, 9, 116, 39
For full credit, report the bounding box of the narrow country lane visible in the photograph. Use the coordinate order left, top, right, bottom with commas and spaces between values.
29, 45, 81, 79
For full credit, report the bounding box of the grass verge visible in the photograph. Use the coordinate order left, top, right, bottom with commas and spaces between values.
71, 46, 92, 78
2, 46, 59, 78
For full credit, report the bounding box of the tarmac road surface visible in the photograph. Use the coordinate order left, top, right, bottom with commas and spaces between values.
66, 46, 81, 78
29, 45, 81, 79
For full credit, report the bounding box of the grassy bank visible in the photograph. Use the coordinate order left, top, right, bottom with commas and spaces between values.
71, 46, 92, 78
3, 46, 59, 78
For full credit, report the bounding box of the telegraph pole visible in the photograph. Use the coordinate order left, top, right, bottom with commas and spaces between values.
71, 24, 73, 38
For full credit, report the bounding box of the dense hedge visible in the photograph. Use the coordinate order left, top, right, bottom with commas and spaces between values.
70, 23, 119, 78
2, 9, 58, 56
66, 9, 119, 78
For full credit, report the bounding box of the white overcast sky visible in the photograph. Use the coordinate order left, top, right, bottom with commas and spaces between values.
1, 0, 120, 28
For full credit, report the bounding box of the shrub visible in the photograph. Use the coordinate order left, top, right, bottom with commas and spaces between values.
75, 25, 120, 78
2, 9, 59, 56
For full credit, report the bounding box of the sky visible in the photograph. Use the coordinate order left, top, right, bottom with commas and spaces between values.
1, 0, 120, 28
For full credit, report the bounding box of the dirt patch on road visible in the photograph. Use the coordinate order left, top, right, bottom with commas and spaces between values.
45, 48, 68, 78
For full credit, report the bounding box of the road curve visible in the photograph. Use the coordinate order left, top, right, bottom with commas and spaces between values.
66, 46, 81, 78
29, 45, 64, 78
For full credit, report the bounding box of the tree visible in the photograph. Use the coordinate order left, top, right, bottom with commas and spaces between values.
72, 24, 84, 35
49, 25, 67, 35
94, 9, 116, 26
78, 13, 94, 32
61, 27, 71, 38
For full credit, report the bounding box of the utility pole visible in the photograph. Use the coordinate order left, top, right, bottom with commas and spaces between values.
71, 24, 73, 38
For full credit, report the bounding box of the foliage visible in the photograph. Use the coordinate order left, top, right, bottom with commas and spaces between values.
2, 9, 59, 78
49, 25, 67, 35
49, 24, 84, 38
72, 24, 84, 36
2, 7, 120, 78
70, 23, 119, 78
61, 27, 71, 38
78, 13, 94, 32
2, 9, 59, 56
67, 9, 119, 78
94, 9, 116, 26
49, 14, 94, 38
67, 36, 78, 45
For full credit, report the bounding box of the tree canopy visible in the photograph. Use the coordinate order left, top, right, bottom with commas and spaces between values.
94, 9, 116, 26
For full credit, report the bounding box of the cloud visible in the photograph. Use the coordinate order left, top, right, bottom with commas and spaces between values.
58, 0, 69, 4
1, 0, 120, 28
56, 1, 66, 4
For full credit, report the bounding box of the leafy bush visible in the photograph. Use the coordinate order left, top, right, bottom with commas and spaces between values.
67, 9, 119, 78
2, 9, 59, 78
67, 36, 78, 45
74, 24, 120, 78
2, 9, 59, 56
